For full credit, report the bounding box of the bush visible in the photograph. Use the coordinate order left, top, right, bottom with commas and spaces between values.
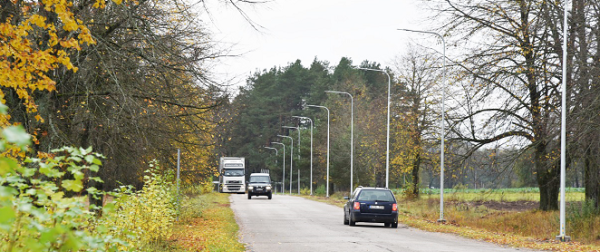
98, 162, 177, 250
0, 104, 178, 251
0, 127, 126, 251
567, 200, 600, 241
402, 183, 418, 200
315, 184, 326, 196
300, 187, 311, 195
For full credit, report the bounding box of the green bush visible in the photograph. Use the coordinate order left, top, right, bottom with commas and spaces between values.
315, 184, 326, 196
97, 162, 177, 250
0, 126, 126, 251
0, 104, 177, 251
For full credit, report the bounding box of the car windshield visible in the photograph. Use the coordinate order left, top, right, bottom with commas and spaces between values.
249, 176, 270, 183
223, 169, 244, 176
357, 190, 395, 202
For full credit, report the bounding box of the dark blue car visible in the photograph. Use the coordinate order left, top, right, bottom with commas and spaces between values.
344, 187, 398, 228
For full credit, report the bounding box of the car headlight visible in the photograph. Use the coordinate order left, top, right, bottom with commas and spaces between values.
247, 186, 253, 190
266, 186, 271, 191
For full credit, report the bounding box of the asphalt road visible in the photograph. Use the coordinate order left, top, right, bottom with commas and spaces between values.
230, 193, 541, 252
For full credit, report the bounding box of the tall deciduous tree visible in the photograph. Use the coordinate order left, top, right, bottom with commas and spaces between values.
391, 46, 440, 196
433, 0, 563, 210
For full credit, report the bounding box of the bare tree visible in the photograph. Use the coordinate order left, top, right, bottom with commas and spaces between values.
432, 0, 564, 210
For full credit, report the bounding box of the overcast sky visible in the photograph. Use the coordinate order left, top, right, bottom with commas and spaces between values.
202, 0, 433, 91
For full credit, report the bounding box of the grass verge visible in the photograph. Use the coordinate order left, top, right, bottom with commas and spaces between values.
168, 192, 245, 251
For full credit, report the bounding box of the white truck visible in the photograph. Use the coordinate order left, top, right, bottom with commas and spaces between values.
218, 157, 246, 194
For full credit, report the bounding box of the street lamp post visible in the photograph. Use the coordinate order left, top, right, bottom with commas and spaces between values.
271, 142, 286, 194
263, 146, 278, 156
283, 126, 301, 160
283, 125, 301, 194
263, 147, 278, 192
293, 116, 313, 195
307, 104, 330, 197
398, 28, 446, 222
278, 135, 294, 195
326, 90, 354, 194
357, 67, 391, 188
558, 0, 571, 242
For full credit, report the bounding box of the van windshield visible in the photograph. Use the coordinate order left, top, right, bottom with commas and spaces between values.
223, 169, 244, 176
249, 176, 270, 183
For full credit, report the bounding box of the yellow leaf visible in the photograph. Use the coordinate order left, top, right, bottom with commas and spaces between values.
34, 114, 44, 123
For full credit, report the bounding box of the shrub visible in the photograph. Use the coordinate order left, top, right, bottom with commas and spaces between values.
98, 162, 177, 250
300, 187, 310, 195
0, 104, 177, 251
402, 183, 419, 200
315, 184, 326, 196
567, 200, 600, 242
0, 124, 126, 251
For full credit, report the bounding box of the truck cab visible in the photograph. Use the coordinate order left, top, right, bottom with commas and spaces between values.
219, 157, 246, 194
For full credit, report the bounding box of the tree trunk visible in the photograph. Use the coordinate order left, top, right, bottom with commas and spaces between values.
536, 145, 560, 210
585, 148, 600, 209
411, 152, 421, 197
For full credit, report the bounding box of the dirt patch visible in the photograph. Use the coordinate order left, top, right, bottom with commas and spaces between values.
456, 200, 539, 212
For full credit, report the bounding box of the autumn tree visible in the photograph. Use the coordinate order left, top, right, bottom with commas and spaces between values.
431, 0, 566, 210
1, 0, 249, 195
390, 46, 441, 196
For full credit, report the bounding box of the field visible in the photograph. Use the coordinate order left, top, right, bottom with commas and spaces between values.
302, 187, 600, 252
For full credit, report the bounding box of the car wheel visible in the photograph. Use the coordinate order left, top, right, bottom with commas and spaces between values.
391, 222, 398, 228
344, 211, 349, 225
349, 212, 356, 226
247, 194, 251, 200
268, 193, 272, 200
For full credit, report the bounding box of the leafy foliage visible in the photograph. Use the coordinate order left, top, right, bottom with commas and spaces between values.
97, 163, 177, 250
0, 123, 125, 251
0, 105, 178, 250
0, 0, 97, 118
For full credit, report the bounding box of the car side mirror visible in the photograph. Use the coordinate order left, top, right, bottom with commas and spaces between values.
343, 196, 349, 200
246, 181, 249, 184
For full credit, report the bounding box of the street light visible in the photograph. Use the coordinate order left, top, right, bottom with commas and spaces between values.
558, 0, 571, 242
263, 146, 278, 192
307, 104, 330, 197
293, 116, 313, 195
278, 134, 294, 195
326, 90, 354, 195
263, 146, 278, 156
283, 125, 301, 194
282, 125, 301, 160
271, 142, 286, 194
357, 67, 391, 188
398, 28, 446, 222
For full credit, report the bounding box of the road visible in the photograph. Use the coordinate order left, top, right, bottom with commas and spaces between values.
230, 193, 540, 252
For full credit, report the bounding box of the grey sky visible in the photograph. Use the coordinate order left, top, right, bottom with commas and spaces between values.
203, 0, 432, 90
